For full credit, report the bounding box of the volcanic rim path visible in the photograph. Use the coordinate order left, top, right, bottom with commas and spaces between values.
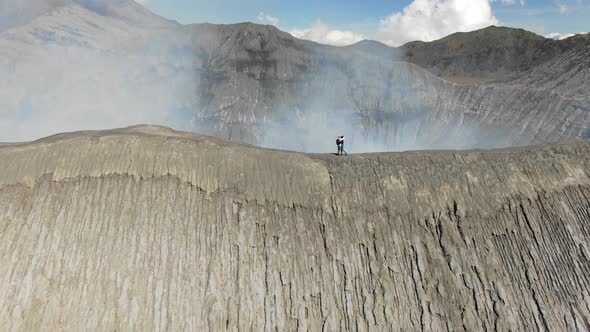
0, 125, 589, 330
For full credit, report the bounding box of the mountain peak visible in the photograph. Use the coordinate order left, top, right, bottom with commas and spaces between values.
399, 25, 590, 82
0, 0, 173, 32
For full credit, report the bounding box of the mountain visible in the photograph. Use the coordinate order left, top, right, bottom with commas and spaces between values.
0, 2, 194, 141
187, 23, 590, 151
1, 2, 589, 152
0, 0, 173, 32
509, 42, 590, 100
400, 25, 590, 83
1, 126, 589, 330
0, 3, 176, 57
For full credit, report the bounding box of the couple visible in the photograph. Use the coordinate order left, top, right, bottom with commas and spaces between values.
336, 135, 347, 156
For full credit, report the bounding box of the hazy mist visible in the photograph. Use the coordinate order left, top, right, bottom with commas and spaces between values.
0, 0, 514, 154
0, 1, 198, 142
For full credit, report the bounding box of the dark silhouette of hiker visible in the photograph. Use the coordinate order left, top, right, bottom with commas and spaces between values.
336, 135, 346, 155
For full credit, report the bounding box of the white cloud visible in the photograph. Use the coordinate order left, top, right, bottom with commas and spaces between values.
289, 21, 364, 46
257, 12, 279, 26
376, 0, 500, 46
545, 32, 586, 39
558, 4, 569, 13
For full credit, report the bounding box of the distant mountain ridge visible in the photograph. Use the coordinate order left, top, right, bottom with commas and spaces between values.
0, 0, 173, 32
400, 26, 590, 83
0, 1, 193, 142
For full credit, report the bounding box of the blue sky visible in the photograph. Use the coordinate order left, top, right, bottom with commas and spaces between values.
495, 1, 590, 34
140, 0, 589, 45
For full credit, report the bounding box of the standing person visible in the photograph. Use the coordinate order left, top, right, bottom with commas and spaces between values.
336, 135, 345, 155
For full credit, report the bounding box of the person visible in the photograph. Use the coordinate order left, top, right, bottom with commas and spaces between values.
336, 135, 346, 155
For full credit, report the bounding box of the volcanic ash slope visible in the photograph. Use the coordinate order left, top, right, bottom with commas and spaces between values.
1, 126, 590, 330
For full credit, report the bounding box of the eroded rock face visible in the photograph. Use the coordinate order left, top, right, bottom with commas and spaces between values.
1, 126, 589, 330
